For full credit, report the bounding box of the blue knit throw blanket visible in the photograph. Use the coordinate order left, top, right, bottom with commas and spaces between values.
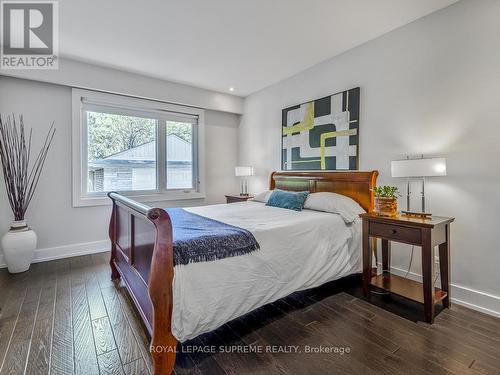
166, 208, 260, 266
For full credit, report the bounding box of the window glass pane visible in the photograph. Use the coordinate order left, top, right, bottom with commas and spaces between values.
166, 121, 194, 189
87, 111, 157, 192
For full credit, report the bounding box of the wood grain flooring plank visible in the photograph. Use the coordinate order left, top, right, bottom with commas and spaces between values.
70, 255, 93, 271
225, 319, 290, 375
270, 297, 412, 375
114, 287, 153, 372
200, 324, 279, 375
0, 286, 27, 372
101, 287, 142, 365
87, 288, 108, 321
428, 318, 500, 361
123, 358, 149, 375
97, 349, 125, 375
173, 351, 202, 375
0, 281, 42, 375
344, 295, 500, 374
0, 320, 17, 373
0, 270, 11, 310
71, 278, 99, 375
438, 309, 500, 341
336, 298, 473, 372
280, 307, 396, 374
2, 285, 30, 306
247, 304, 373, 375
180, 336, 227, 375
50, 275, 74, 375
85, 263, 108, 321
323, 296, 477, 375
92, 253, 116, 290
0, 339, 31, 375
92, 316, 117, 355
53, 258, 72, 278
25, 277, 57, 375
24, 317, 53, 375
449, 303, 500, 327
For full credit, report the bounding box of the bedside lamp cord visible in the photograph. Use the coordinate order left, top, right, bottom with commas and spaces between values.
405, 245, 440, 286
405, 246, 415, 278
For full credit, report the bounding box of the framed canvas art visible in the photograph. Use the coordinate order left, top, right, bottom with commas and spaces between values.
281, 87, 360, 171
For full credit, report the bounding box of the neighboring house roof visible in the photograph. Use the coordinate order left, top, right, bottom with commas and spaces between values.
89, 134, 191, 169
105, 140, 156, 162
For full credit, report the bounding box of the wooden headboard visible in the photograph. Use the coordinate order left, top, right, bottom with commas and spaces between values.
269, 171, 379, 213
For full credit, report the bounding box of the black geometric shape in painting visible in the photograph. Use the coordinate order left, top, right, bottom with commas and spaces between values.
289, 147, 321, 170
348, 88, 360, 121
309, 124, 336, 148
349, 156, 358, 170
325, 156, 337, 170
282, 104, 300, 127
349, 121, 358, 146
314, 96, 331, 118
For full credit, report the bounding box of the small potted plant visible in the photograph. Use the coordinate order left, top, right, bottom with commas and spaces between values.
0, 115, 55, 273
372, 186, 400, 217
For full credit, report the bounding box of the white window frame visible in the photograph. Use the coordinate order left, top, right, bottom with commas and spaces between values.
72, 88, 205, 207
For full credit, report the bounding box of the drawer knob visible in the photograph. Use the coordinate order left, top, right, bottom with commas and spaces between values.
391, 229, 397, 234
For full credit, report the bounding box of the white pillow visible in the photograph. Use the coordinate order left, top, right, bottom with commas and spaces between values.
252, 190, 272, 203
304, 192, 365, 223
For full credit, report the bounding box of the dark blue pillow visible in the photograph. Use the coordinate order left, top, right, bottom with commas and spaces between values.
266, 189, 310, 211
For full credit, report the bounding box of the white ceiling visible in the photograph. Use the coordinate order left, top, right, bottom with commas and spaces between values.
60, 0, 458, 96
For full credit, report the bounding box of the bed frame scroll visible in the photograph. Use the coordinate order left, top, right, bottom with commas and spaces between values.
108, 192, 177, 375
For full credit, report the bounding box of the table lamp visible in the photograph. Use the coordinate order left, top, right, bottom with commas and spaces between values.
235, 166, 254, 196
391, 157, 446, 218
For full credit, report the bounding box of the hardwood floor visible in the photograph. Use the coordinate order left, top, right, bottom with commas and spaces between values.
1, 253, 500, 374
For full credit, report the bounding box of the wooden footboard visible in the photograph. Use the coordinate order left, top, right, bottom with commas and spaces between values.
108, 193, 177, 375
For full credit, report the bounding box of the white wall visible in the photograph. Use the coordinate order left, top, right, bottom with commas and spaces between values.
0, 76, 240, 263
1, 57, 243, 114
239, 0, 500, 315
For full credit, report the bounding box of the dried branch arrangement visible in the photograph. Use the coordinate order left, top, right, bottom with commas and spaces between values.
0, 115, 56, 221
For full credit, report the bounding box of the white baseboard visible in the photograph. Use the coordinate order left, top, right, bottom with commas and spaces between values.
0, 239, 110, 268
380, 263, 500, 319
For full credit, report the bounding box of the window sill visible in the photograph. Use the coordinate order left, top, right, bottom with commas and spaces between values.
73, 191, 206, 208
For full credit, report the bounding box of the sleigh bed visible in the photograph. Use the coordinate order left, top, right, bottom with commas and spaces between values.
108, 171, 378, 375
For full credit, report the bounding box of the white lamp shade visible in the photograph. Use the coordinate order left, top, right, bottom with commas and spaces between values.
391, 158, 446, 178
235, 166, 254, 177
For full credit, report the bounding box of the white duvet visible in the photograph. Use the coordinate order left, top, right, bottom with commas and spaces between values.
171, 201, 362, 342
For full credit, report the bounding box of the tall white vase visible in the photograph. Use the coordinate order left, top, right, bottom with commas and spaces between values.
1, 220, 37, 273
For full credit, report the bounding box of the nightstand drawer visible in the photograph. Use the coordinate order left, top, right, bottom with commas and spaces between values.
225, 194, 254, 203
369, 222, 421, 244
227, 197, 246, 203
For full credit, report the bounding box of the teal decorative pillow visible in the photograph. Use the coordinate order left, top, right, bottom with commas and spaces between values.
266, 189, 310, 211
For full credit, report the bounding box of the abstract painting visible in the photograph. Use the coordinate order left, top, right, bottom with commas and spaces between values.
281, 87, 360, 171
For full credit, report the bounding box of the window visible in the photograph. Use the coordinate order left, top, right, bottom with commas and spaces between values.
87, 111, 157, 192
72, 89, 205, 207
167, 121, 195, 189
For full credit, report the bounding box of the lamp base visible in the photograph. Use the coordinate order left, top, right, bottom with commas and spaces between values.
239, 177, 249, 196
401, 210, 432, 219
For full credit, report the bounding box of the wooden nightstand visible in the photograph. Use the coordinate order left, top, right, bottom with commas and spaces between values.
360, 213, 454, 323
225, 194, 254, 204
